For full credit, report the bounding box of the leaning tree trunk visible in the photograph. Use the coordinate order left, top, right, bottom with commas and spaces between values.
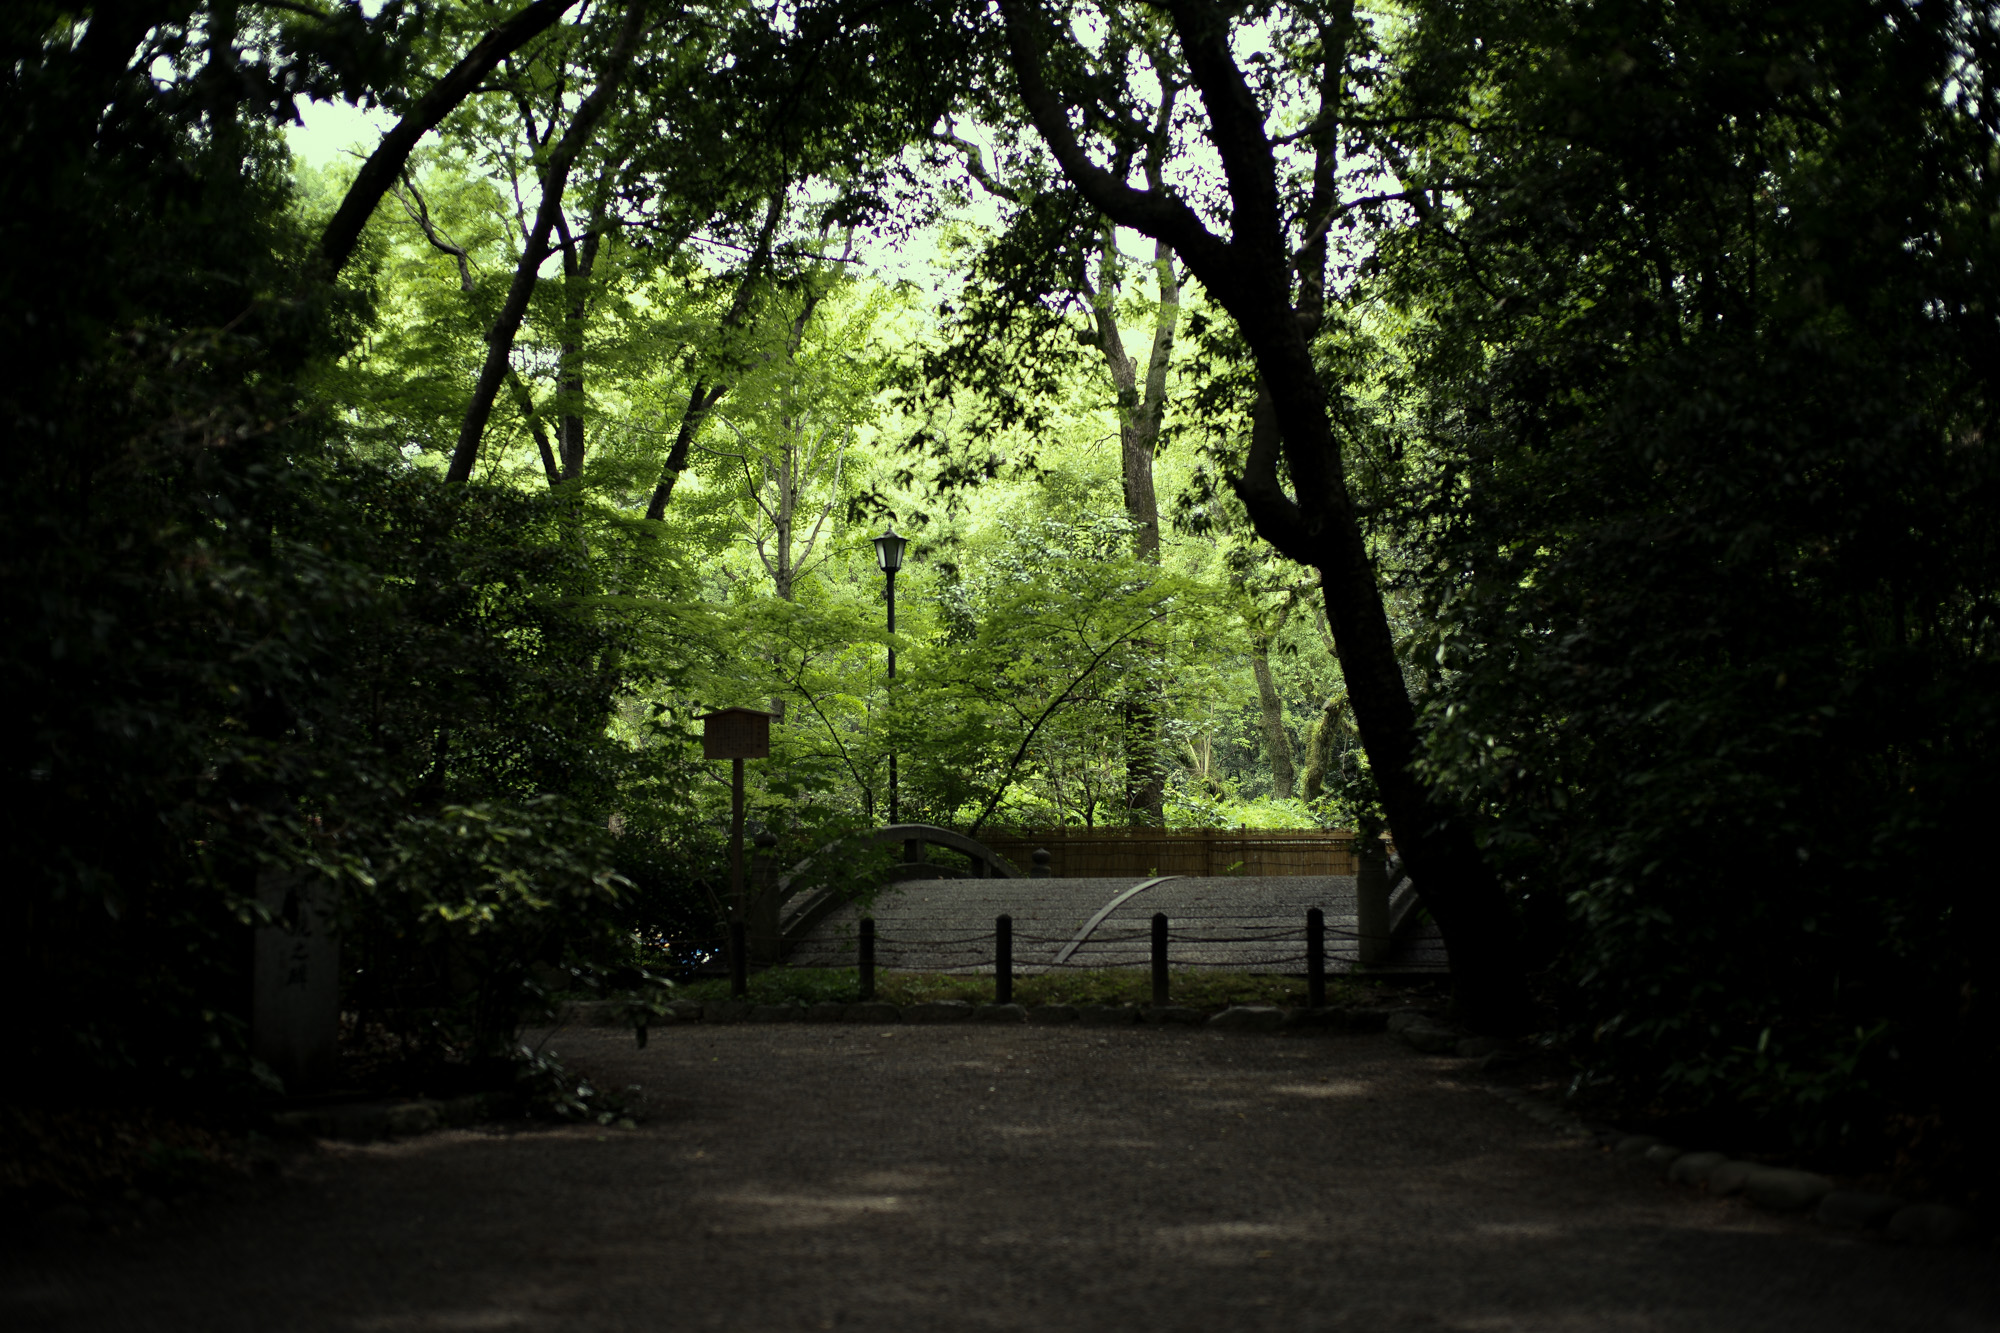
1000, 0, 1528, 1029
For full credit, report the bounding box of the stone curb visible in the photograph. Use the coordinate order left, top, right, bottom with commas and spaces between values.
617, 1001, 1399, 1032
270, 1092, 494, 1143
1475, 1084, 1981, 1246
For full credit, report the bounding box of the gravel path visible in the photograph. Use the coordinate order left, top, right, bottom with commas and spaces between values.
5, 1026, 1994, 1332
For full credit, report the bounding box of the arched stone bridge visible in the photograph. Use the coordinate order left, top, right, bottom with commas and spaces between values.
774, 823, 1442, 976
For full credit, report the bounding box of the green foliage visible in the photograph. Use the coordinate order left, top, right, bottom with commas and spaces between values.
39, 0, 1996, 1187
1368, 0, 2000, 1159
0, 3, 653, 1097
509, 1045, 642, 1126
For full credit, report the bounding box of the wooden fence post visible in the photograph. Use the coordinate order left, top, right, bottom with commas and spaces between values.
1307, 907, 1326, 1008
1151, 912, 1170, 1007
995, 914, 1013, 1005
859, 917, 876, 1001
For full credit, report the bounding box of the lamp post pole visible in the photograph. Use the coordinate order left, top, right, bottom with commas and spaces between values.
872, 527, 909, 825
886, 564, 897, 824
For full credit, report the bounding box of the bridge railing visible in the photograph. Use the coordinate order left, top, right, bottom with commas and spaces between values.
839, 907, 1440, 1004
981, 827, 1361, 878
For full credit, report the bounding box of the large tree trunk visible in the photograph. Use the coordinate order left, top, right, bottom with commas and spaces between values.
1249, 638, 1296, 800
552, 215, 607, 482
1300, 690, 1347, 800
1089, 228, 1180, 825
1000, 0, 1527, 1029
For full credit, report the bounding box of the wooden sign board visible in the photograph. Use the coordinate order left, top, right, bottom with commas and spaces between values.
699, 707, 773, 760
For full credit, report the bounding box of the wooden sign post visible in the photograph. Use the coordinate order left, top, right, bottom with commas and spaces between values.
699, 708, 774, 997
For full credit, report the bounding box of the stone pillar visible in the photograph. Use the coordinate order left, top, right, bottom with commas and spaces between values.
253, 870, 339, 1094
1355, 840, 1390, 968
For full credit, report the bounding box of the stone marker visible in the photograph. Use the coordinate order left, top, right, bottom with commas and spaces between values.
1613, 1134, 1662, 1156
1141, 1006, 1204, 1025
1705, 1160, 1757, 1195
974, 1003, 1027, 1023
749, 1004, 800, 1022
1078, 1005, 1139, 1025
805, 1001, 848, 1023
1028, 1005, 1079, 1025
1643, 1143, 1685, 1169
844, 1002, 901, 1023
1743, 1166, 1835, 1212
1208, 1006, 1285, 1032
704, 1000, 751, 1024
252, 870, 340, 1094
1815, 1190, 1904, 1230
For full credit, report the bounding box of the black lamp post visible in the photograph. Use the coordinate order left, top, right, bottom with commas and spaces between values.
872, 526, 908, 823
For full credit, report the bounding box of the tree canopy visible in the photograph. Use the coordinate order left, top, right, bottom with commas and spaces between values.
5, 0, 1996, 1195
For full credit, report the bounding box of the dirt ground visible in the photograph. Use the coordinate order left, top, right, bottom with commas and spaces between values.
4, 1024, 1997, 1332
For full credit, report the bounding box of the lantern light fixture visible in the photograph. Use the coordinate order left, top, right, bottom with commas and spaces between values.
872, 526, 908, 574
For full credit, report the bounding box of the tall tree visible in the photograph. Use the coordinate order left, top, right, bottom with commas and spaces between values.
1370, 0, 2000, 1149
935, 26, 1186, 823
995, 0, 1525, 1023
446, 0, 646, 483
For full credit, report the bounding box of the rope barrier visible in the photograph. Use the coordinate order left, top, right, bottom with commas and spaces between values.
750, 907, 1436, 998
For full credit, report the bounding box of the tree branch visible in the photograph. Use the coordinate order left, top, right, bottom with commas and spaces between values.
968, 606, 1175, 836
995, 0, 1233, 277
392, 169, 474, 293
1229, 387, 1314, 564
645, 188, 789, 521
446, 0, 646, 484
933, 129, 1026, 204
317, 0, 580, 279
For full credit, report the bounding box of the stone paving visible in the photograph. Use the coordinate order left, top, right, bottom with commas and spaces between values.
787, 875, 1447, 974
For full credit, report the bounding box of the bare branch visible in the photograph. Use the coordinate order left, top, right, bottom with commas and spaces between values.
932, 128, 1027, 204
392, 169, 475, 293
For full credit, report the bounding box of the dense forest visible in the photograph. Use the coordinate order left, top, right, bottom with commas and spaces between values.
5, 0, 1996, 1196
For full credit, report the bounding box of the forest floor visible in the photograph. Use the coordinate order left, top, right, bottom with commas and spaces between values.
4, 1025, 1997, 1332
